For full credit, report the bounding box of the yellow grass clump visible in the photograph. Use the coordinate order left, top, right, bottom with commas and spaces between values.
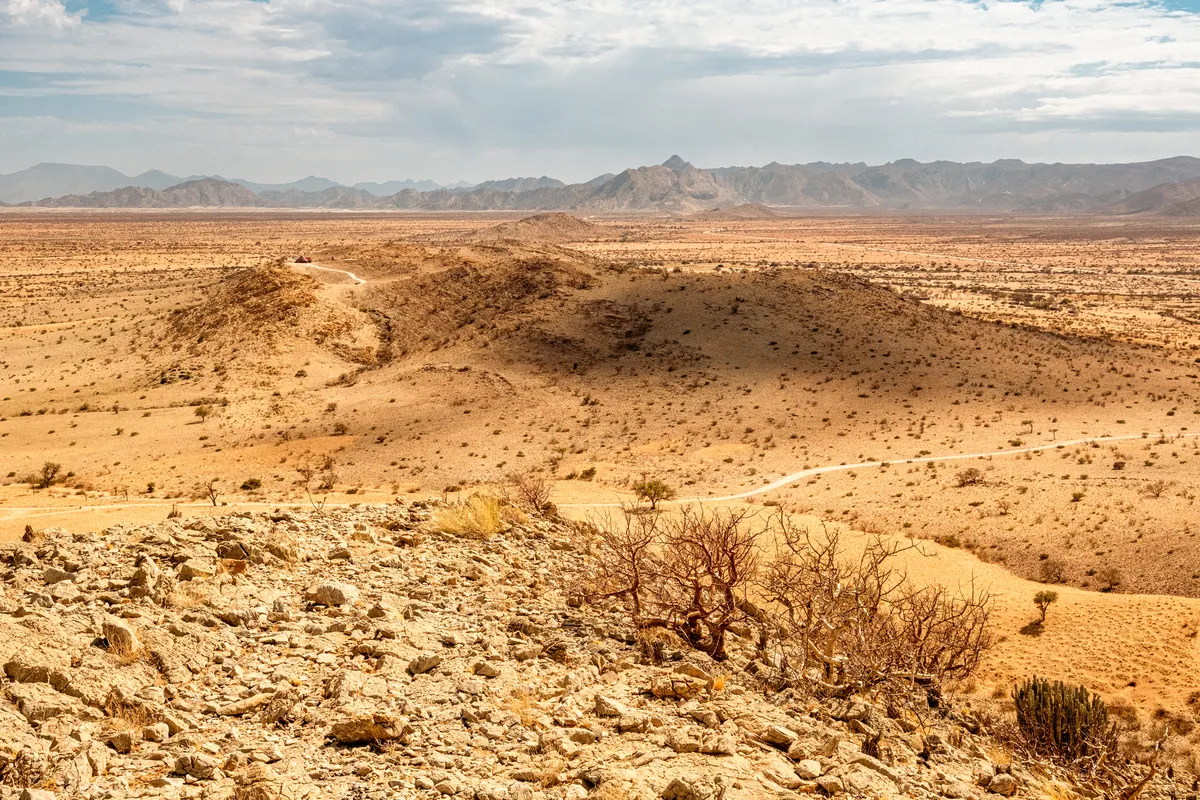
437, 494, 504, 538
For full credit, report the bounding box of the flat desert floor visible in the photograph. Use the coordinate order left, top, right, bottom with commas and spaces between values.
5, 209, 1200, 728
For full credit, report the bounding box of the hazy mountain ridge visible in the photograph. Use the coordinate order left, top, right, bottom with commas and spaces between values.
29, 178, 263, 208
256, 185, 381, 209
12, 155, 1200, 213
225, 175, 341, 194
354, 179, 448, 196
0, 163, 202, 204
1102, 178, 1200, 215
0, 164, 463, 204
469, 176, 566, 193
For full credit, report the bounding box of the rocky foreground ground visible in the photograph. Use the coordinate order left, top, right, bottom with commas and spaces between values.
0, 501, 1107, 799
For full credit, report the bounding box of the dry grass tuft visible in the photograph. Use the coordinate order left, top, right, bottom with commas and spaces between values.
105, 633, 151, 667
1039, 781, 1079, 800
539, 757, 566, 788
437, 494, 504, 539
102, 690, 161, 730
589, 783, 635, 800
166, 581, 214, 609
506, 687, 542, 728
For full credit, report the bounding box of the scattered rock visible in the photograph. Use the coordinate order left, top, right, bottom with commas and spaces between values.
106, 729, 140, 754
0, 504, 1074, 800
328, 712, 412, 744
661, 774, 723, 800
178, 559, 216, 580
988, 773, 1019, 796
101, 616, 140, 654
216, 692, 273, 716
174, 752, 220, 779
595, 695, 627, 717
651, 674, 707, 700
305, 582, 359, 606
408, 652, 442, 675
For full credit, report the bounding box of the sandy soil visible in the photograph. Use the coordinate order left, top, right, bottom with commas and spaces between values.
6, 209, 1200, 723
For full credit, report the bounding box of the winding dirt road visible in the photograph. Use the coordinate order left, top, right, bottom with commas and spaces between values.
560, 430, 1198, 509
2, 431, 1193, 526
298, 263, 367, 285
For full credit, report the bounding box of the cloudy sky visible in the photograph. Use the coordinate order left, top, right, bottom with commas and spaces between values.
2, 0, 1200, 184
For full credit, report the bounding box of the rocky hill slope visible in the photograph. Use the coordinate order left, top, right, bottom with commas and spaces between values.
0, 502, 1118, 800
162, 263, 380, 374
693, 203, 781, 221
460, 213, 602, 244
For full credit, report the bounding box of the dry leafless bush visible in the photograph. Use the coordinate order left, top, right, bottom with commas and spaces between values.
585, 504, 762, 660
584, 506, 660, 620
587, 505, 992, 689
955, 467, 983, 487
758, 512, 992, 705
643, 506, 761, 660
506, 471, 554, 514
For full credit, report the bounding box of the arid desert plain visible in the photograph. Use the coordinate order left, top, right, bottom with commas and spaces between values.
7, 209, 1200, 796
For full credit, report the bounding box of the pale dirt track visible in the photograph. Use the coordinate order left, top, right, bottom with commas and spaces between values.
559, 430, 1196, 508
297, 263, 367, 285
5, 429, 1186, 523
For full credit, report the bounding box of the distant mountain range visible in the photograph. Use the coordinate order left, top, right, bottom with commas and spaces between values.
8, 156, 1200, 214
29, 179, 262, 209
0, 163, 474, 205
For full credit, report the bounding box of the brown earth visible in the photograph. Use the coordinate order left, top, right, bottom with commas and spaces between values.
7, 209, 1200, 727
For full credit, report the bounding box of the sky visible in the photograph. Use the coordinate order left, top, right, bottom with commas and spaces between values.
2, 0, 1200, 185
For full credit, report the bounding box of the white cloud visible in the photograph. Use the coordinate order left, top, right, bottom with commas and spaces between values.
1, 0, 1200, 179
5, 0, 81, 29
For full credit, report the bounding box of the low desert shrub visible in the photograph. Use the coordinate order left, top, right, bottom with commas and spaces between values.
1039, 558, 1067, 584
632, 478, 676, 509
955, 467, 983, 487
1096, 566, 1122, 592
35, 461, 61, 489
1034, 590, 1058, 622
1141, 479, 1169, 498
